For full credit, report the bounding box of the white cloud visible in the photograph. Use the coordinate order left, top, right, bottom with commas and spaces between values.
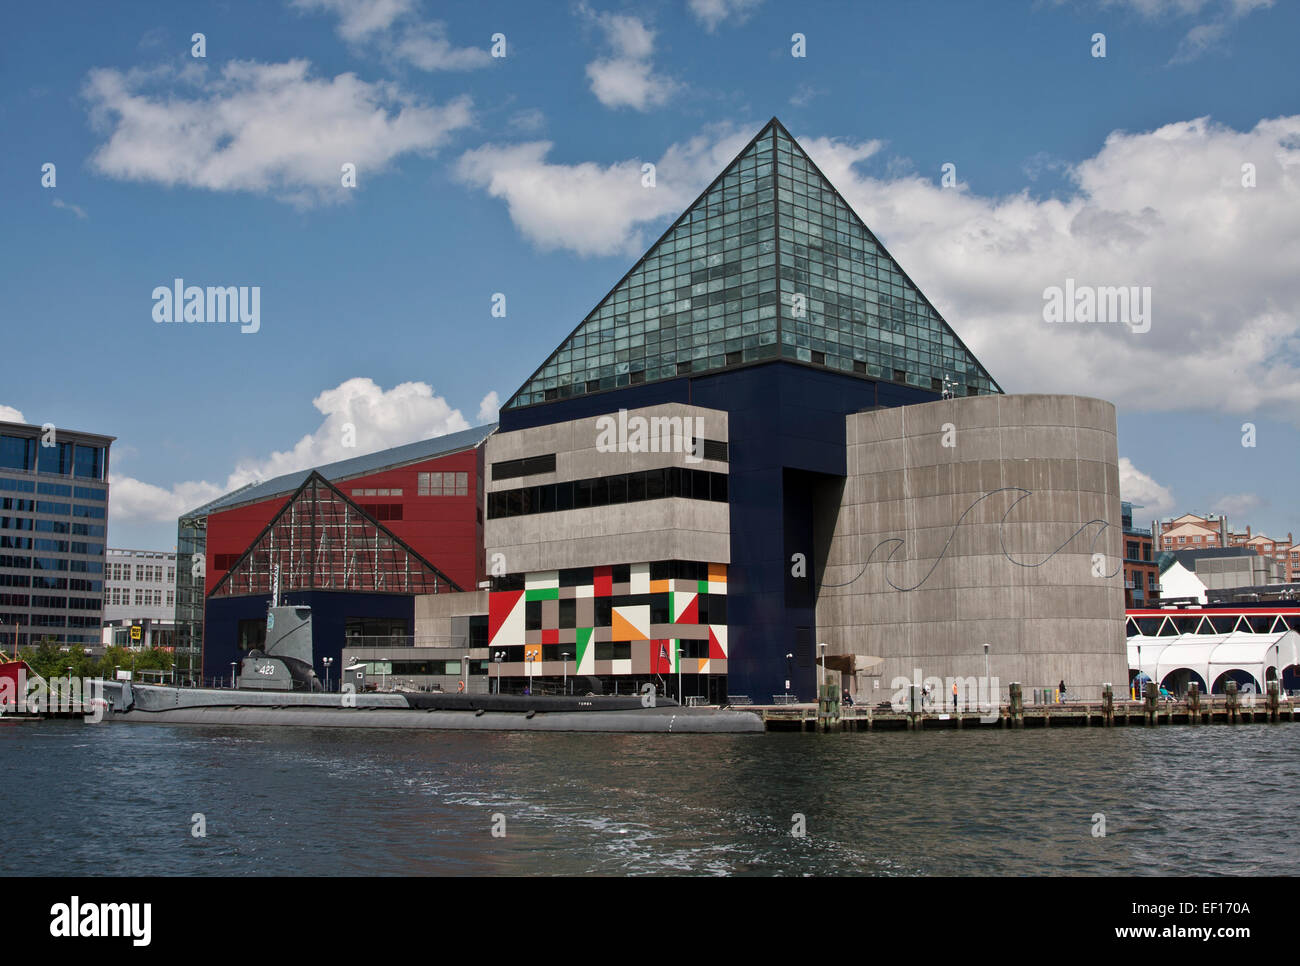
687, 0, 763, 32
292, 0, 491, 70
579, 6, 678, 110
454, 124, 756, 257
793, 115, 1300, 419
293, 0, 416, 42
51, 198, 88, 219
0, 405, 26, 423
1101, 0, 1215, 15
1090, 0, 1276, 63
1210, 492, 1264, 517
1119, 457, 1177, 518
477, 391, 500, 423
1170, 20, 1229, 61
508, 107, 546, 133
391, 22, 494, 70
109, 378, 477, 527
84, 59, 473, 206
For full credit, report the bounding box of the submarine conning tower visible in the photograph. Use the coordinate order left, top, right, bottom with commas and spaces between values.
238, 605, 321, 692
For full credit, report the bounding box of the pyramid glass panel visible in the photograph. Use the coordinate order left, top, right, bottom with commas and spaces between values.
772, 126, 998, 395
210, 475, 459, 597
506, 130, 779, 410
504, 119, 999, 411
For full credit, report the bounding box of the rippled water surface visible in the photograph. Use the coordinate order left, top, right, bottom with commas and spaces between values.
3, 720, 1295, 875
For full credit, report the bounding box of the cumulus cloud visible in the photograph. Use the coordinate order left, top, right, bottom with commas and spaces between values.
83, 59, 473, 206
0, 405, 26, 423
477, 391, 500, 423
687, 0, 763, 32
292, 0, 492, 70
1119, 457, 1178, 518
579, 5, 678, 110
794, 116, 1300, 419
454, 123, 756, 257
109, 377, 486, 527
293, 0, 416, 42
461, 114, 1300, 418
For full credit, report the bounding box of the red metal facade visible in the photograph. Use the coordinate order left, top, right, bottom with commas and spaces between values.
205, 447, 484, 595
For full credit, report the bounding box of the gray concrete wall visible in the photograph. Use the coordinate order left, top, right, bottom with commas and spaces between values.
817, 394, 1128, 704
485, 403, 730, 571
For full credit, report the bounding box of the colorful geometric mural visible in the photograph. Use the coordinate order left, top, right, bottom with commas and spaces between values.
486, 561, 727, 683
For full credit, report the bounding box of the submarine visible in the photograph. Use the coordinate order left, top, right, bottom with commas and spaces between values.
101, 605, 763, 734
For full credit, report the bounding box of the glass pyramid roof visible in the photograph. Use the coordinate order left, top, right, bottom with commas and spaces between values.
209, 472, 461, 598
504, 118, 1000, 411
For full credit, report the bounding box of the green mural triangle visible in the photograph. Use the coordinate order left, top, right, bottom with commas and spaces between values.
504, 118, 999, 412
575, 627, 593, 668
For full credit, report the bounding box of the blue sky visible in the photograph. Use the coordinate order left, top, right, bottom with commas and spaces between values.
2, 0, 1297, 549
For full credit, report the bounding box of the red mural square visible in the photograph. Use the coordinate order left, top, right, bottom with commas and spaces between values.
593, 565, 613, 597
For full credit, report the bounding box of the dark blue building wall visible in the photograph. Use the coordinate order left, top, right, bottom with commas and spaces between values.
204, 592, 415, 686
499, 360, 940, 702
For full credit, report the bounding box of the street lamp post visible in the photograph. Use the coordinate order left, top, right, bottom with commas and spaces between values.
818, 642, 826, 693
322, 656, 333, 692
494, 650, 504, 694
983, 643, 990, 705
526, 653, 534, 694
464, 653, 470, 695
676, 645, 684, 705
562, 652, 571, 696
230, 661, 237, 689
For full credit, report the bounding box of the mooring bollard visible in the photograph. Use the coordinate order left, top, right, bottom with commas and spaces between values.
1225, 680, 1238, 723
818, 683, 840, 732
1102, 683, 1113, 726
1188, 681, 1200, 724
1143, 681, 1157, 725
1009, 682, 1023, 728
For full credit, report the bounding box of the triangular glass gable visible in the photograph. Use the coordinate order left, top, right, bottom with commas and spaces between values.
504, 118, 999, 410
208, 473, 461, 597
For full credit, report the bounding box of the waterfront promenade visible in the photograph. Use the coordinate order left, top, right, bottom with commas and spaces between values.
749, 682, 1296, 731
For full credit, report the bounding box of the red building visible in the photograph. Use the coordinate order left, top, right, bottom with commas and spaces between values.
203, 435, 488, 595
176, 425, 494, 682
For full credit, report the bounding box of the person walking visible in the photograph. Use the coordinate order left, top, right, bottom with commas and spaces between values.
1059, 679, 1067, 703
952, 680, 958, 711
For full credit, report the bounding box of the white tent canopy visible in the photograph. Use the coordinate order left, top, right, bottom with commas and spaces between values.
1127, 630, 1300, 693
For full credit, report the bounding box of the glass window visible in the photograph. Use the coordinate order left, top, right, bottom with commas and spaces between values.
73, 445, 104, 480
0, 435, 36, 471
38, 441, 74, 476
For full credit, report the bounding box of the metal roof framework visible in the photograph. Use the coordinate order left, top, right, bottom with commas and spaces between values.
208, 471, 463, 599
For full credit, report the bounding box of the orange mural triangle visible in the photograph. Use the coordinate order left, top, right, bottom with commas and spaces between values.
612, 608, 649, 641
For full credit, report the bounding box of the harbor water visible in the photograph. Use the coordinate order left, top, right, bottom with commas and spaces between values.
3, 720, 1296, 876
